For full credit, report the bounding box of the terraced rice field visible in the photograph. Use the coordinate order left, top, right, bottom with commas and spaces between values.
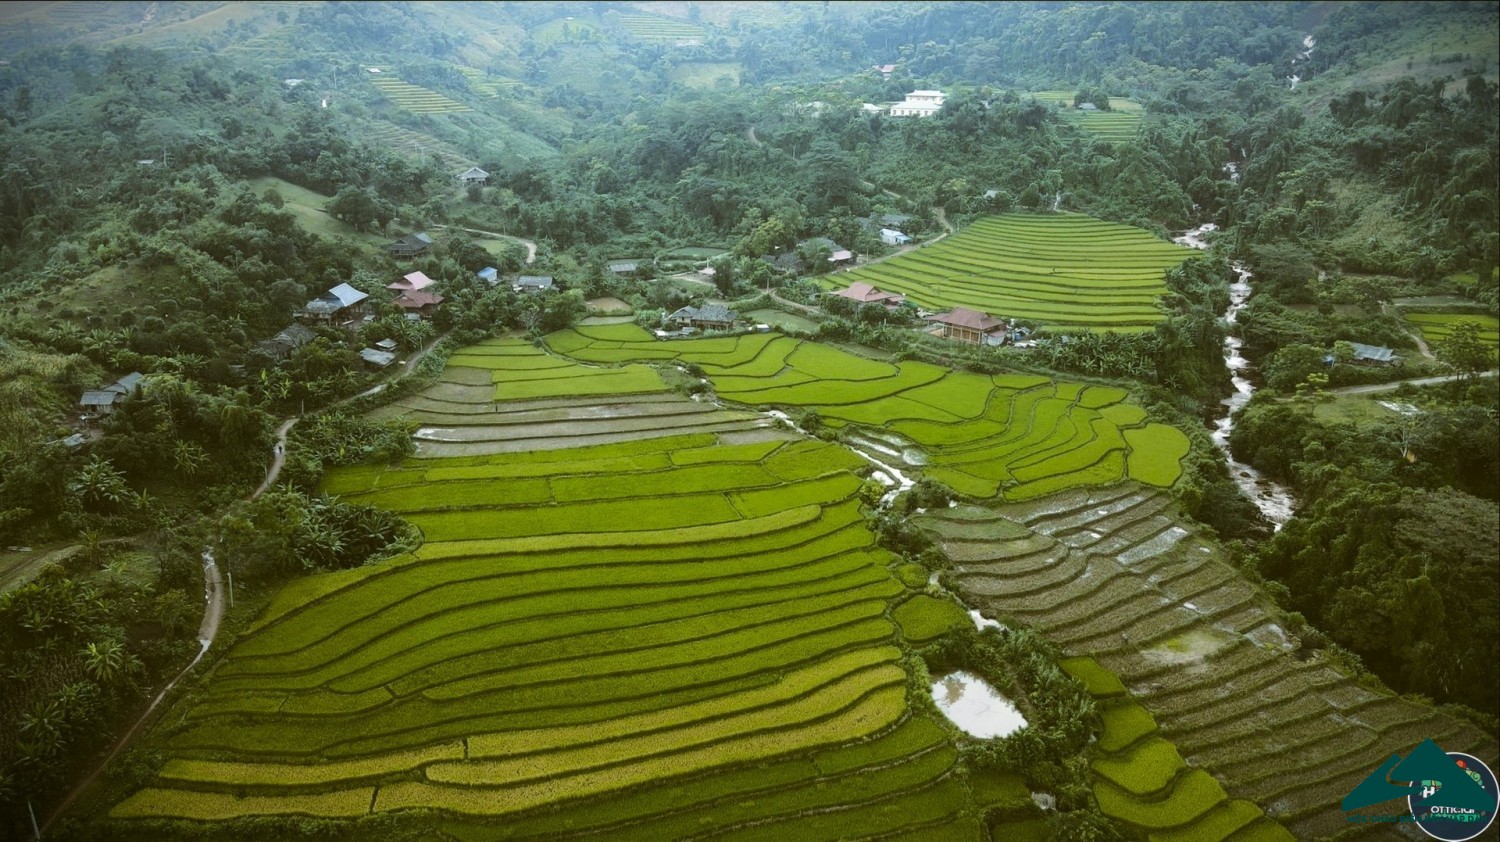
109, 336, 1045, 838
1404, 311, 1500, 349
536, 323, 1190, 501
1028, 91, 1144, 143
1062, 657, 1291, 841
357, 122, 476, 172
823, 214, 1195, 333
616, 13, 707, 42
369, 75, 473, 114
917, 487, 1500, 839
456, 66, 516, 99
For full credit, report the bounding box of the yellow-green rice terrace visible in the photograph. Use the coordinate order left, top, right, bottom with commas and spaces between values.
109, 330, 1189, 838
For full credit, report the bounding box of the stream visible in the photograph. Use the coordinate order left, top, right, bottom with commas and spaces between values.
1288, 34, 1316, 89
1173, 224, 1297, 529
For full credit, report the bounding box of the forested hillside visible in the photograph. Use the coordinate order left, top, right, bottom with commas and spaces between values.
0, 2, 1495, 840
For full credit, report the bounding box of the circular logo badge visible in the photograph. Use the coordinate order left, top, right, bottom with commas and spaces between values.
1407, 752, 1499, 841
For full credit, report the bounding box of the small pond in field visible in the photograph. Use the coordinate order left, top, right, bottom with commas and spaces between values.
930, 671, 1027, 738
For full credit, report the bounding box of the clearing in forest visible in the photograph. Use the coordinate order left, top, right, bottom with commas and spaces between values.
1026, 92, 1144, 142
825, 214, 1196, 334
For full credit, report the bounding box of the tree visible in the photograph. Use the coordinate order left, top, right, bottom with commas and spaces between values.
325, 186, 394, 233
68, 456, 132, 512
1264, 343, 1329, 393
1436, 320, 1495, 389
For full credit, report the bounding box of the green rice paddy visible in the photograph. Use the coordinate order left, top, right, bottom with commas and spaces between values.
370, 75, 473, 114
616, 13, 706, 42
823, 214, 1196, 333
1063, 658, 1293, 841
1404, 311, 1500, 349
533, 329, 1190, 499
108, 333, 1198, 835
113, 427, 976, 832
1027, 91, 1144, 142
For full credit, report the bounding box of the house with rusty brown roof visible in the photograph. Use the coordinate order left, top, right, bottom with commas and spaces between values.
925, 307, 1009, 345
829, 282, 906, 310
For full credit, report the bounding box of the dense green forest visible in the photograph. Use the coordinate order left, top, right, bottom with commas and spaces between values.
0, 1, 1495, 838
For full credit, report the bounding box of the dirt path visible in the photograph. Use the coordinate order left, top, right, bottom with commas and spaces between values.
252, 417, 299, 498
43, 422, 286, 832
44, 334, 445, 831
433, 224, 537, 265
1383, 302, 1435, 360
1, 537, 134, 595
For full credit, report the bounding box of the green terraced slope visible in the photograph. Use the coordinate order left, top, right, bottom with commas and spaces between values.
824, 213, 1196, 333
537, 327, 1191, 500
109, 341, 1006, 839
917, 489, 1500, 839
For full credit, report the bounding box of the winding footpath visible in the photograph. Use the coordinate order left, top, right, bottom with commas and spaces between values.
43, 336, 443, 831
431, 224, 538, 265
42, 417, 295, 831
1381, 301, 1436, 361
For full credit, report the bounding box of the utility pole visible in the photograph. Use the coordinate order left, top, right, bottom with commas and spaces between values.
226, 569, 234, 608
29, 798, 40, 839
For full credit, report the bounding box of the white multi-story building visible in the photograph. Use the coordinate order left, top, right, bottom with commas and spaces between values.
889, 90, 946, 117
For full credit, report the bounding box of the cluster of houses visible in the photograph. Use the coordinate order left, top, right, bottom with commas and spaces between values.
299, 269, 448, 329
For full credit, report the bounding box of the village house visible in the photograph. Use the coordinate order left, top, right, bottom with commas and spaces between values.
667, 304, 738, 332
304, 282, 370, 324
393, 289, 444, 318
253, 323, 318, 362
829, 282, 906, 310
514, 275, 555, 294
880, 228, 912, 246
79, 391, 121, 416
387, 232, 433, 259
607, 260, 640, 276
359, 348, 397, 369
799, 238, 856, 268
388, 271, 435, 294
872, 64, 897, 78
889, 90, 946, 118
1325, 342, 1400, 367
476, 266, 499, 285
456, 166, 490, 186
926, 307, 1009, 345
78, 371, 148, 417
